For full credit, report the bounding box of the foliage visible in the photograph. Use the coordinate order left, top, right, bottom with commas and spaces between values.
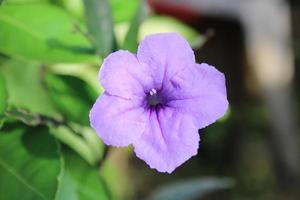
83, 0, 115, 57
0, 123, 62, 200
0, 3, 98, 63
0, 74, 7, 127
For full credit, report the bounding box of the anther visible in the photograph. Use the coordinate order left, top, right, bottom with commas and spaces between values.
149, 88, 157, 96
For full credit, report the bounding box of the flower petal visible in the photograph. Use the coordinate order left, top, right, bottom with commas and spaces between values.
167, 63, 228, 128
99, 50, 153, 99
133, 107, 200, 173
89, 93, 147, 147
137, 33, 195, 90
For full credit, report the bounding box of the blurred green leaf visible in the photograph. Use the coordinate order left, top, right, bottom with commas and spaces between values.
50, 125, 103, 166
100, 148, 133, 200
61, 0, 84, 18
83, 0, 115, 57
48, 63, 103, 95
122, 1, 147, 52
68, 123, 105, 163
5, 0, 48, 4
139, 16, 205, 48
0, 4, 98, 63
147, 177, 234, 200
45, 74, 96, 125
0, 60, 60, 118
56, 147, 111, 200
109, 0, 139, 23
0, 123, 63, 200
0, 74, 8, 128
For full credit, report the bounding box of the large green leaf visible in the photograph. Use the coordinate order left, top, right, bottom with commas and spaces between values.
147, 177, 234, 200
0, 4, 98, 63
0, 123, 63, 200
56, 147, 111, 200
83, 0, 115, 57
0, 60, 60, 118
0, 74, 7, 127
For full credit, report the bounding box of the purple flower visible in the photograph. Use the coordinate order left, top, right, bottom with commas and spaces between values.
90, 33, 228, 173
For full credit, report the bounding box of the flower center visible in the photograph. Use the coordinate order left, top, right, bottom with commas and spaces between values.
147, 88, 163, 107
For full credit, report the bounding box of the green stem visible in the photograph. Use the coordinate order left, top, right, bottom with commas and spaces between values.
50, 125, 96, 166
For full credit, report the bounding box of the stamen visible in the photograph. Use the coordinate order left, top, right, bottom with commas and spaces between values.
149, 88, 157, 96
147, 88, 161, 107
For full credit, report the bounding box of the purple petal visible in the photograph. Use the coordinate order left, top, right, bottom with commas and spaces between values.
99, 50, 153, 99
89, 93, 148, 147
167, 63, 228, 128
137, 33, 195, 90
133, 107, 200, 173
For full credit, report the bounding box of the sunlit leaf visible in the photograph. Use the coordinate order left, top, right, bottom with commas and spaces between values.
0, 123, 63, 200
56, 147, 111, 200
61, 0, 84, 18
147, 177, 234, 200
83, 0, 115, 57
0, 60, 60, 118
0, 4, 98, 63
5, 0, 48, 4
109, 0, 139, 23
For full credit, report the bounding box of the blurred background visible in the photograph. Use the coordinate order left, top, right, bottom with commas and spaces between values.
0, 0, 300, 199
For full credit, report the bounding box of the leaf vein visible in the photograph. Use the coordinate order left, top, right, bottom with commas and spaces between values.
0, 158, 48, 200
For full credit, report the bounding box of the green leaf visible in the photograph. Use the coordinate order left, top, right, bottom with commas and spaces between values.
0, 74, 8, 128
51, 125, 101, 166
5, 0, 48, 4
0, 4, 98, 63
45, 74, 97, 125
139, 16, 205, 48
122, 1, 147, 52
68, 123, 105, 163
147, 177, 234, 200
56, 147, 111, 200
100, 148, 131, 200
61, 0, 84, 18
0, 123, 63, 200
109, 0, 139, 23
83, 0, 115, 57
0, 60, 60, 118
47, 63, 103, 96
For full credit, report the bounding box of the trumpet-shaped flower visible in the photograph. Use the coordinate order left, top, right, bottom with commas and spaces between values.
90, 33, 228, 173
